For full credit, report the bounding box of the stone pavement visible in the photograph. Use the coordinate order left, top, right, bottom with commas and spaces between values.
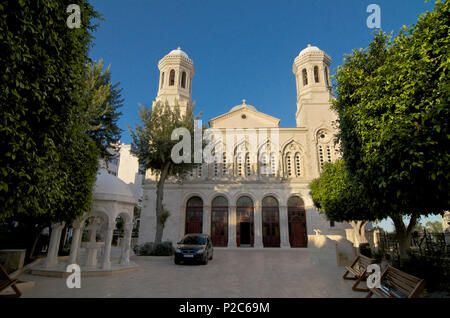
20, 249, 364, 298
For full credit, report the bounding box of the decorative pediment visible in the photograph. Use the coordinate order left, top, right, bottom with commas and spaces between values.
209, 101, 280, 129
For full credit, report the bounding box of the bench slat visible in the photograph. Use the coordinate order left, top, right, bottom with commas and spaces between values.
368, 266, 425, 298
387, 270, 420, 289
388, 268, 421, 285
384, 277, 413, 296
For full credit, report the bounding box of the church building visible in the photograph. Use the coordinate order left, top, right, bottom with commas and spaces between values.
138, 46, 353, 252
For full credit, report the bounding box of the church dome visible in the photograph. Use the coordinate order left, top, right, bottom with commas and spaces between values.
93, 169, 136, 203
167, 47, 189, 59
298, 44, 322, 56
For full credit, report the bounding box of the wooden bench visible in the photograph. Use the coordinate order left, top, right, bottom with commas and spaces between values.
0, 264, 21, 298
343, 254, 375, 292
366, 265, 425, 298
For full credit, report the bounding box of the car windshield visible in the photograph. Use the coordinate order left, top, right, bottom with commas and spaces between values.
181, 236, 206, 245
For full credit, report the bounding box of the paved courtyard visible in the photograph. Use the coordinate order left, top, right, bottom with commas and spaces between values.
20, 249, 363, 298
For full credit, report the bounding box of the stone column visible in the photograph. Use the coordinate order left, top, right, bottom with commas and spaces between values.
101, 221, 116, 269
279, 205, 291, 248
203, 205, 211, 235
68, 220, 84, 264
44, 222, 65, 268
85, 219, 100, 267
120, 222, 133, 265
228, 205, 237, 247
254, 203, 264, 248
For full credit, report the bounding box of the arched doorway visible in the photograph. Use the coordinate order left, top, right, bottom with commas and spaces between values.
288, 196, 307, 247
185, 196, 203, 234
236, 196, 254, 247
211, 196, 228, 246
262, 196, 280, 247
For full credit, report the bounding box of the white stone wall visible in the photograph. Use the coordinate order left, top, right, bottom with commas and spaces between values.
138, 182, 350, 246
138, 46, 355, 262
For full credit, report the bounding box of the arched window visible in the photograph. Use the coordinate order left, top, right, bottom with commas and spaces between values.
286, 153, 293, 177
186, 196, 203, 234
314, 66, 319, 83
236, 196, 254, 246
262, 196, 279, 207
181, 71, 186, 88
211, 196, 228, 246
270, 152, 276, 175
187, 196, 203, 207
288, 195, 304, 207
169, 69, 175, 86
236, 152, 244, 176
318, 145, 324, 170
237, 196, 253, 207
262, 196, 280, 247
295, 153, 301, 176
160, 72, 164, 89
302, 69, 308, 86
324, 66, 329, 87
326, 145, 332, 163
222, 152, 227, 175
245, 153, 251, 176
287, 195, 307, 247
212, 196, 228, 207
260, 152, 268, 175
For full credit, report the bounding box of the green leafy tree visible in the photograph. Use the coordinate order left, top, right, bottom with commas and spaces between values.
0, 0, 101, 222
425, 221, 443, 233
81, 59, 123, 159
0, 1, 124, 260
309, 160, 377, 244
412, 223, 425, 233
332, 1, 449, 256
129, 101, 201, 243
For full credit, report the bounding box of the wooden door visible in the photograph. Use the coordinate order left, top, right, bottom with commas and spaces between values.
288, 207, 307, 247
262, 207, 280, 247
185, 207, 203, 234
211, 206, 228, 246
236, 207, 254, 247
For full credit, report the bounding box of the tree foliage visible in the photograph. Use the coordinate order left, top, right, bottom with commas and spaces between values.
331, 1, 449, 255
129, 101, 201, 243
81, 59, 123, 159
425, 221, 443, 233
333, 1, 449, 216
309, 160, 376, 223
0, 0, 102, 223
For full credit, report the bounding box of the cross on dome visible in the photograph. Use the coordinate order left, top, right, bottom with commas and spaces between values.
242, 99, 246, 105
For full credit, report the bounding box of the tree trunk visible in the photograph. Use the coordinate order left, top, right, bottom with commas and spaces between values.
154, 162, 171, 244
29, 230, 41, 260
58, 226, 68, 254
349, 220, 368, 246
391, 214, 418, 258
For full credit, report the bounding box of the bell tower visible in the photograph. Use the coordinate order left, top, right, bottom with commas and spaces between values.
154, 47, 195, 116
292, 45, 334, 128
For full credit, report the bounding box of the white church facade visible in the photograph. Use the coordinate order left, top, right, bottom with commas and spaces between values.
138, 46, 354, 252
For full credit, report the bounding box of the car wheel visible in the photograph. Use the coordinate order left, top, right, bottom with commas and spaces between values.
209, 253, 213, 260
202, 256, 208, 265
174, 259, 181, 265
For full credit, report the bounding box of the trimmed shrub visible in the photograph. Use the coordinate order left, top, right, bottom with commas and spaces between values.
134, 241, 173, 256
153, 241, 174, 256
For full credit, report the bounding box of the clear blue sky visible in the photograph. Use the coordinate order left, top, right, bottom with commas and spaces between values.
88, 0, 442, 231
